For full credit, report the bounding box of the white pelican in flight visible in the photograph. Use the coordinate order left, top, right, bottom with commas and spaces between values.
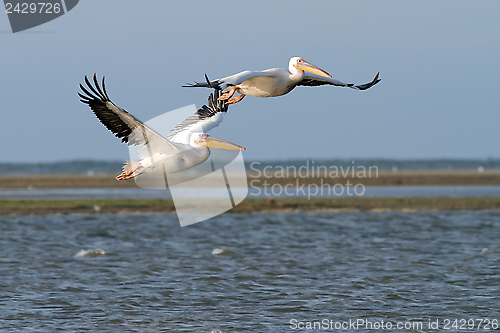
79, 74, 245, 181
184, 57, 380, 104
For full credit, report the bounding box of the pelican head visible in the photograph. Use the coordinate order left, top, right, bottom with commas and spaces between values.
192, 133, 246, 151
290, 57, 332, 78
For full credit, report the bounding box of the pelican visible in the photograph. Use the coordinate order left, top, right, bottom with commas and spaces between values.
79, 74, 245, 181
184, 57, 380, 104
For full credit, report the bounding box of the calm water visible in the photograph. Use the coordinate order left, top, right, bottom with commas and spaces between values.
1, 211, 499, 332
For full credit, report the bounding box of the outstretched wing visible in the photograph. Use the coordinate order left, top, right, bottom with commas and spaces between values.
183, 70, 280, 91
299, 72, 380, 90
183, 74, 225, 90
167, 90, 228, 142
78, 74, 177, 155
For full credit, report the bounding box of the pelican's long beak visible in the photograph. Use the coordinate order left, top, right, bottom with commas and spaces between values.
294, 60, 332, 78
197, 135, 246, 151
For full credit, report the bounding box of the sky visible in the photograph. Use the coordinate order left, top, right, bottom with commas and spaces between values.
1, 1, 499, 162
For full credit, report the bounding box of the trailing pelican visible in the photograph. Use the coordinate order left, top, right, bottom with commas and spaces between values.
184, 57, 380, 104
79, 74, 245, 181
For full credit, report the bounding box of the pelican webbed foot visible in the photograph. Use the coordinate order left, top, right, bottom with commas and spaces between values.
226, 93, 245, 105
116, 161, 143, 181
218, 85, 238, 101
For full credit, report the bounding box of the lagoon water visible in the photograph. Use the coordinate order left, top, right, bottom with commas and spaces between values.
1, 211, 499, 332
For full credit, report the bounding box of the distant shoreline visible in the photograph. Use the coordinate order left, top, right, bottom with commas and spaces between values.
2, 171, 500, 214
1, 197, 500, 215
2, 170, 500, 188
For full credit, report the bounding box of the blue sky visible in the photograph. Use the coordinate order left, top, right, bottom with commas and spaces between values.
1, 1, 499, 162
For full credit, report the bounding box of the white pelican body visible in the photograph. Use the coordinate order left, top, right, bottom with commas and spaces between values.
184, 57, 380, 104
217, 68, 298, 98
79, 74, 244, 180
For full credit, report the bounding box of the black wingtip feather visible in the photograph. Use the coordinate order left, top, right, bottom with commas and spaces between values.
79, 74, 135, 144
93, 73, 106, 99
182, 76, 223, 90
101, 76, 109, 100
355, 72, 381, 90
205, 74, 215, 89
84, 75, 100, 98
193, 89, 228, 120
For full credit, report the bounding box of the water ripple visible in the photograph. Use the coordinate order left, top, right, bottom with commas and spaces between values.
0, 211, 499, 331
